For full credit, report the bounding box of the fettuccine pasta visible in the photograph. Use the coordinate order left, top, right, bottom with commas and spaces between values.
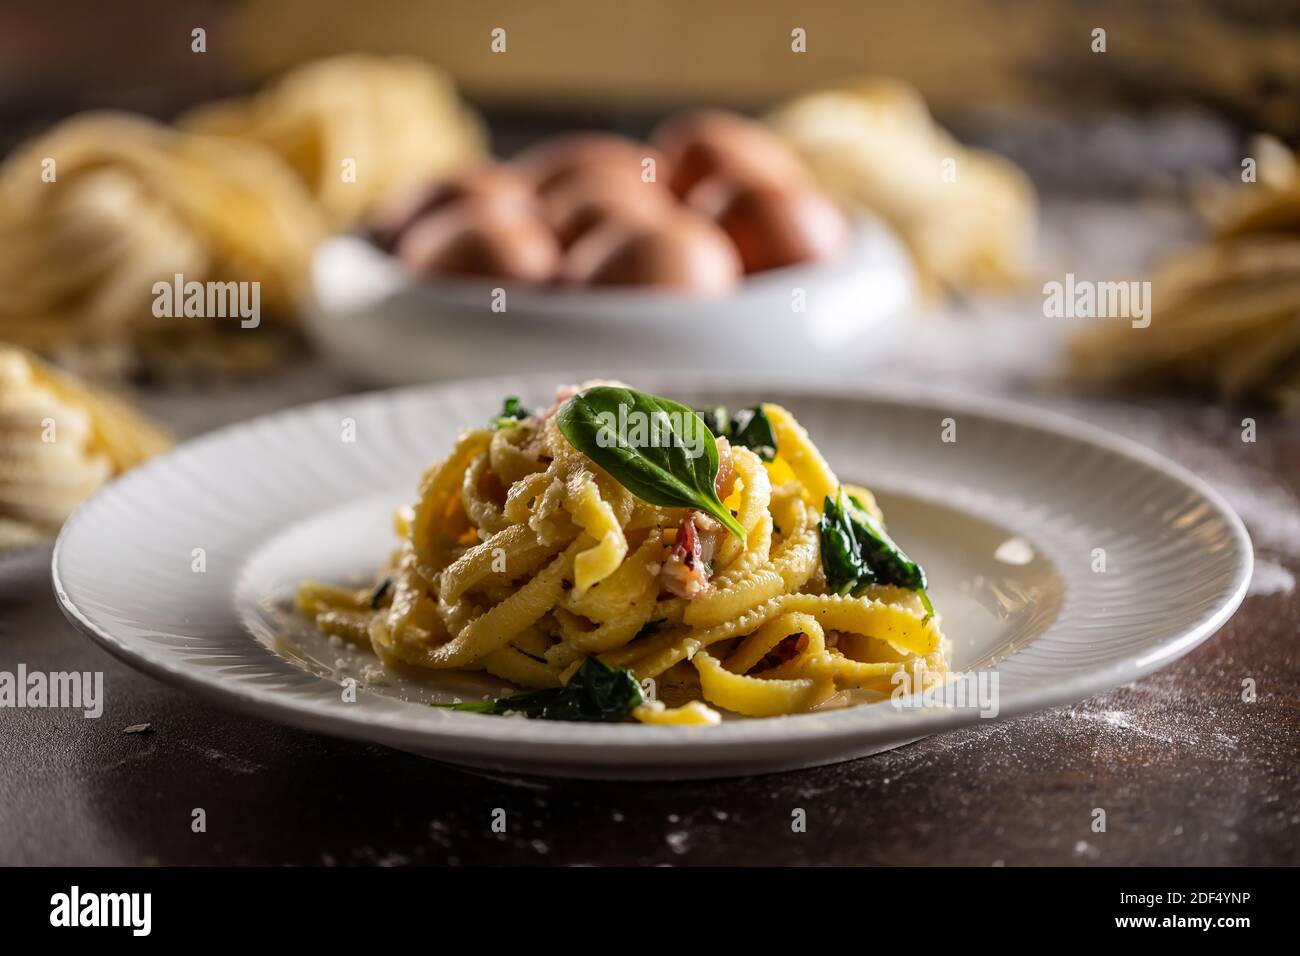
297, 383, 947, 723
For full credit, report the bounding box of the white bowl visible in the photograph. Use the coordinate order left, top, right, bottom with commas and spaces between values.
306, 219, 916, 385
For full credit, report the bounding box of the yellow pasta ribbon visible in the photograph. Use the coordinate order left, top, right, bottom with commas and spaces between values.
762, 403, 839, 510
564, 471, 628, 596
693, 649, 836, 717
295, 394, 948, 724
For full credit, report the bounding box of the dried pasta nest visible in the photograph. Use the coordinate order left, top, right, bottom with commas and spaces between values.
0, 347, 170, 549
0, 54, 485, 380
1071, 135, 1300, 412
179, 53, 487, 227
766, 77, 1037, 295
0, 112, 323, 379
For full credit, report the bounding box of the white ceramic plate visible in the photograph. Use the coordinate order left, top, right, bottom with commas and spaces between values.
306, 219, 915, 386
53, 374, 1251, 779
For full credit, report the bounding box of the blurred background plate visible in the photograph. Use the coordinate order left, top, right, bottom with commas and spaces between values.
305, 218, 915, 385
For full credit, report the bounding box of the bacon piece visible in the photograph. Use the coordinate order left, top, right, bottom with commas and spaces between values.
679, 514, 701, 568
660, 513, 718, 599
714, 436, 736, 498
757, 632, 809, 671
542, 379, 630, 421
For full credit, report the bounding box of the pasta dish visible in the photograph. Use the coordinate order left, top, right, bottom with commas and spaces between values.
297, 383, 947, 724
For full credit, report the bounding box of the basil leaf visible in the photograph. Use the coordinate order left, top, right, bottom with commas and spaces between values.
556, 386, 746, 543
728, 406, 778, 462
491, 396, 533, 429
434, 658, 645, 721
819, 489, 934, 617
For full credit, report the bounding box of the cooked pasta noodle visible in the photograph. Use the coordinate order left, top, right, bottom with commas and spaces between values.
297, 384, 948, 723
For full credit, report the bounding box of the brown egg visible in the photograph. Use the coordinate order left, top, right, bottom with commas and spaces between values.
541, 168, 673, 247
561, 212, 741, 294
681, 174, 741, 220
397, 198, 559, 282
652, 110, 812, 198
370, 165, 535, 250
513, 133, 668, 196
708, 183, 850, 273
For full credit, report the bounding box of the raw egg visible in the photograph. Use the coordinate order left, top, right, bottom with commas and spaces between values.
652, 110, 812, 198
561, 212, 741, 293
397, 198, 559, 283
371, 165, 534, 250
707, 183, 850, 273
514, 133, 667, 195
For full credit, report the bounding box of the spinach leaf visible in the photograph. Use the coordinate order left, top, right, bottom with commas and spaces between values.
819, 489, 934, 617
819, 491, 872, 592
434, 658, 645, 721
368, 575, 393, 610
555, 386, 746, 543
694, 404, 778, 462
491, 396, 533, 429
633, 618, 667, 641
696, 406, 731, 440
728, 406, 778, 462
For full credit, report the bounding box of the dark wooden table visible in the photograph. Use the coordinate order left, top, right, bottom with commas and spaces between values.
1, 197, 1297, 867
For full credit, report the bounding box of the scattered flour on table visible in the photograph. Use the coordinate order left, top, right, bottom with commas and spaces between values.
1213, 483, 1300, 562
1066, 708, 1183, 745
1248, 559, 1295, 596
1074, 839, 1101, 859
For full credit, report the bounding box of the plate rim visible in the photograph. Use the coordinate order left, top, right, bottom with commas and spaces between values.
51, 372, 1253, 765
